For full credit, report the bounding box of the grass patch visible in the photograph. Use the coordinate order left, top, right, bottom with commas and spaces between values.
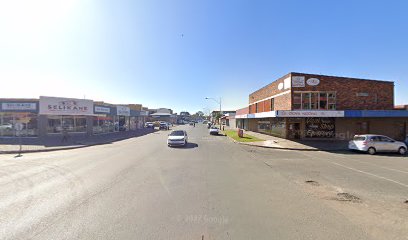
223, 130, 264, 142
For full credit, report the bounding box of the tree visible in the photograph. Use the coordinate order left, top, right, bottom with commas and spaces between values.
195, 111, 204, 117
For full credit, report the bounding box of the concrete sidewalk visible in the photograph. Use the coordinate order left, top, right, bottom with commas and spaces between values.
227, 129, 348, 151
0, 128, 157, 154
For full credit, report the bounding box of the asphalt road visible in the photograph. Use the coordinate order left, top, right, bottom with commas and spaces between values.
0, 124, 407, 240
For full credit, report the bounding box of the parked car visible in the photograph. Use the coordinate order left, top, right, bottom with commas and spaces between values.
145, 122, 154, 128
167, 130, 188, 147
0, 123, 13, 130
348, 134, 407, 155
209, 126, 219, 135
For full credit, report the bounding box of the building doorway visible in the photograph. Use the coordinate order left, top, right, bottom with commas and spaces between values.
288, 122, 301, 139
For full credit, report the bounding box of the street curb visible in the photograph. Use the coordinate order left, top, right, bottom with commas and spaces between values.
223, 133, 348, 152
0, 143, 99, 155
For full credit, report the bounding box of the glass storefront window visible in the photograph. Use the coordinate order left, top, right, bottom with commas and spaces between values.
93, 116, 115, 134
47, 116, 62, 133
47, 116, 87, 133
75, 117, 87, 132
0, 113, 38, 137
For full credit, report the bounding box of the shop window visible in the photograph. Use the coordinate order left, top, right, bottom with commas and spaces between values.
0, 113, 38, 137
75, 117, 87, 132
47, 116, 87, 133
255, 103, 259, 113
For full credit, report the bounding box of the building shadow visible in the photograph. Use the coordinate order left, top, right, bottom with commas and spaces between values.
0, 128, 158, 147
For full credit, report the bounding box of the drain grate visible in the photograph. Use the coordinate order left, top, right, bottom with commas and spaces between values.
336, 193, 361, 202
305, 180, 319, 186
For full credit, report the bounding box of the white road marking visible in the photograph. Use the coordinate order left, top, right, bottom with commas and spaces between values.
329, 161, 408, 188
299, 151, 408, 189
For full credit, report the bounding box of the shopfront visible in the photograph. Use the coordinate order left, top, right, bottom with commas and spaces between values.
93, 105, 116, 134
0, 101, 39, 137
116, 106, 130, 131
39, 96, 93, 136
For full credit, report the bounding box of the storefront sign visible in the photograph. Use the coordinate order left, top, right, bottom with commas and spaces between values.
116, 106, 130, 116
2, 102, 37, 111
277, 110, 344, 117
254, 111, 277, 118
306, 78, 320, 86
94, 106, 111, 114
292, 76, 305, 87
305, 117, 335, 138
39, 96, 94, 116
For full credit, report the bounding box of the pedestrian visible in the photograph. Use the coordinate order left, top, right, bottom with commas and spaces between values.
61, 125, 70, 143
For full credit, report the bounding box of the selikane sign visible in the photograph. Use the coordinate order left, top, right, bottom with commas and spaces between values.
39, 96, 94, 115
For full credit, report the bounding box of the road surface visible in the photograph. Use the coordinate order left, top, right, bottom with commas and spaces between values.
0, 124, 407, 240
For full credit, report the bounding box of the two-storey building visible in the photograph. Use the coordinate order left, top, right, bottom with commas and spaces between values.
236, 72, 408, 140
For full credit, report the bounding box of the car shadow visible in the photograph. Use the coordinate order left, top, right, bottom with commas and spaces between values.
336, 150, 407, 158
169, 142, 198, 149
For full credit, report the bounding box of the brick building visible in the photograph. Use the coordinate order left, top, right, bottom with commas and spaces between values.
236, 72, 408, 140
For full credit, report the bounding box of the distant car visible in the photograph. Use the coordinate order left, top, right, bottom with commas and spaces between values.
167, 130, 188, 147
145, 122, 154, 128
209, 126, 219, 135
203, 120, 208, 124
159, 122, 170, 130
348, 134, 407, 155
189, 122, 194, 126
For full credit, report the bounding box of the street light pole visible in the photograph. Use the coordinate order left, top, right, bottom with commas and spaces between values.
205, 97, 222, 126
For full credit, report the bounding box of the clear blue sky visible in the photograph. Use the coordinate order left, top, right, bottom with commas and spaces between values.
1, 0, 407, 114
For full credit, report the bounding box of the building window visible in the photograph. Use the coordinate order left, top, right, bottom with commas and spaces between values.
293, 91, 336, 110
293, 93, 302, 110
302, 93, 311, 110
271, 98, 275, 111
319, 92, 328, 109
255, 103, 259, 113
328, 92, 336, 110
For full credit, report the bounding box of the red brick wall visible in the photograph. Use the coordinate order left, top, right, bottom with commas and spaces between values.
290, 73, 394, 110
249, 73, 292, 113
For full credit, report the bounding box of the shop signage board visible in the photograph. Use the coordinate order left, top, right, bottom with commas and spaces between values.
292, 76, 305, 87
277, 110, 344, 118
306, 78, 320, 86
94, 106, 111, 114
305, 117, 335, 138
2, 102, 37, 111
117, 106, 130, 116
39, 96, 94, 116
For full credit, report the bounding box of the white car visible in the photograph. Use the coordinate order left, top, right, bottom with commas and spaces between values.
209, 126, 219, 135
167, 130, 188, 147
348, 134, 407, 155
